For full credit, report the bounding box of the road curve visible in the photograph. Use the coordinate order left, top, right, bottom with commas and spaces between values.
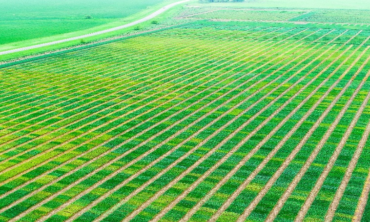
0, 0, 189, 56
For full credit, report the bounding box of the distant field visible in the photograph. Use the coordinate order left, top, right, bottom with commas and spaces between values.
182, 7, 370, 25
195, 0, 370, 10
0, 0, 164, 45
291, 10, 370, 24
189, 9, 307, 22
0, 20, 369, 221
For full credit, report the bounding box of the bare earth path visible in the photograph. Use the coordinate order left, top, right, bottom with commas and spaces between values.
0, 0, 190, 56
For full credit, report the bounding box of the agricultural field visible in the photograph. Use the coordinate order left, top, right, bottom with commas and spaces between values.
187, 9, 307, 22
0, 17, 370, 221
291, 10, 370, 25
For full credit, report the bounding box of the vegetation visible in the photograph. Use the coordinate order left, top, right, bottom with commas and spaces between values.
0, 18, 369, 221
200, 0, 245, 2
291, 10, 370, 24
0, 2, 370, 222
191, 9, 307, 21
0, 0, 164, 45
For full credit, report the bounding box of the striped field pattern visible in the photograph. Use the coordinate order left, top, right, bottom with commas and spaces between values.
0, 21, 369, 221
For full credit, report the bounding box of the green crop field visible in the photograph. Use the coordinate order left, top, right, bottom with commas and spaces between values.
291, 10, 370, 24
1, 3, 370, 222
189, 9, 306, 22
0, 0, 164, 45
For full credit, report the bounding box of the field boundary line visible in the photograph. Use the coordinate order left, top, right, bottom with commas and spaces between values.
238, 48, 370, 221
0, 23, 191, 68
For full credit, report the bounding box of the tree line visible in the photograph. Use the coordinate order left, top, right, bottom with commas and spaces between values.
199, 0, 245, 2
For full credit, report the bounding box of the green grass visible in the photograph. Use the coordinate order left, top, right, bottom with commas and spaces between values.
0, 19, 370, 221
291, 10, 370, 24
193, 0, 370, 10
0, 0, 164, 45
192, 9, 306, 21
0, 0, 189, 62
